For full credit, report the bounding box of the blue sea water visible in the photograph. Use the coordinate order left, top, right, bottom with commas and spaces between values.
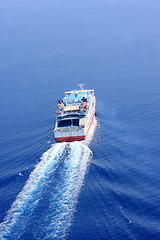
0, 0, 160, 239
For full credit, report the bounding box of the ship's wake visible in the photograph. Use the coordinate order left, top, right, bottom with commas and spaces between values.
0, 118, 96, 239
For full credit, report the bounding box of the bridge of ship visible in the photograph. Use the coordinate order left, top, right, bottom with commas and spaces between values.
64, 91, 87, 105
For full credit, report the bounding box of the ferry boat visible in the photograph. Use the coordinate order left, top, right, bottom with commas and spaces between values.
54, 84, 96, 142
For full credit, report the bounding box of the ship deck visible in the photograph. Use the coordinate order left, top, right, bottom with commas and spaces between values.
64, 89, 94, 106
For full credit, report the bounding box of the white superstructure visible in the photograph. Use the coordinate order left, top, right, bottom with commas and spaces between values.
54, 86, 96, 142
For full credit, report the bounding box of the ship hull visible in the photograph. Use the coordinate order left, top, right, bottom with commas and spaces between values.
54, 88, 95, 142
55, 109, 95, 142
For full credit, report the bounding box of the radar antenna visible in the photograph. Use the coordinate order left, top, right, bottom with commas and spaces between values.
78, 84, 84, 90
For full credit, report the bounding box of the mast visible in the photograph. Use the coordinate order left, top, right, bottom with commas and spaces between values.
78, 84, 84, 90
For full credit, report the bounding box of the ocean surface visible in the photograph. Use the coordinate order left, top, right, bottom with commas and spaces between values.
0, 0, 160, 239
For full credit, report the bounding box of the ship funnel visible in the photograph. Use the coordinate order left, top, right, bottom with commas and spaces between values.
78, 84, 84, 90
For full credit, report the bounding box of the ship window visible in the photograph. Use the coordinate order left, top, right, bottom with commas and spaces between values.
58, 120, 71, 127
72, 119, 79, 126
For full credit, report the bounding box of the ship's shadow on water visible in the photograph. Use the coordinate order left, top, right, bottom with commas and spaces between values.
0, 119, 96, 240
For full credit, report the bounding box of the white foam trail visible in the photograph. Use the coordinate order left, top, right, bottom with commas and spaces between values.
43, 142, 92, 239
0, 142, 66, 239
0, 118, 97, 239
